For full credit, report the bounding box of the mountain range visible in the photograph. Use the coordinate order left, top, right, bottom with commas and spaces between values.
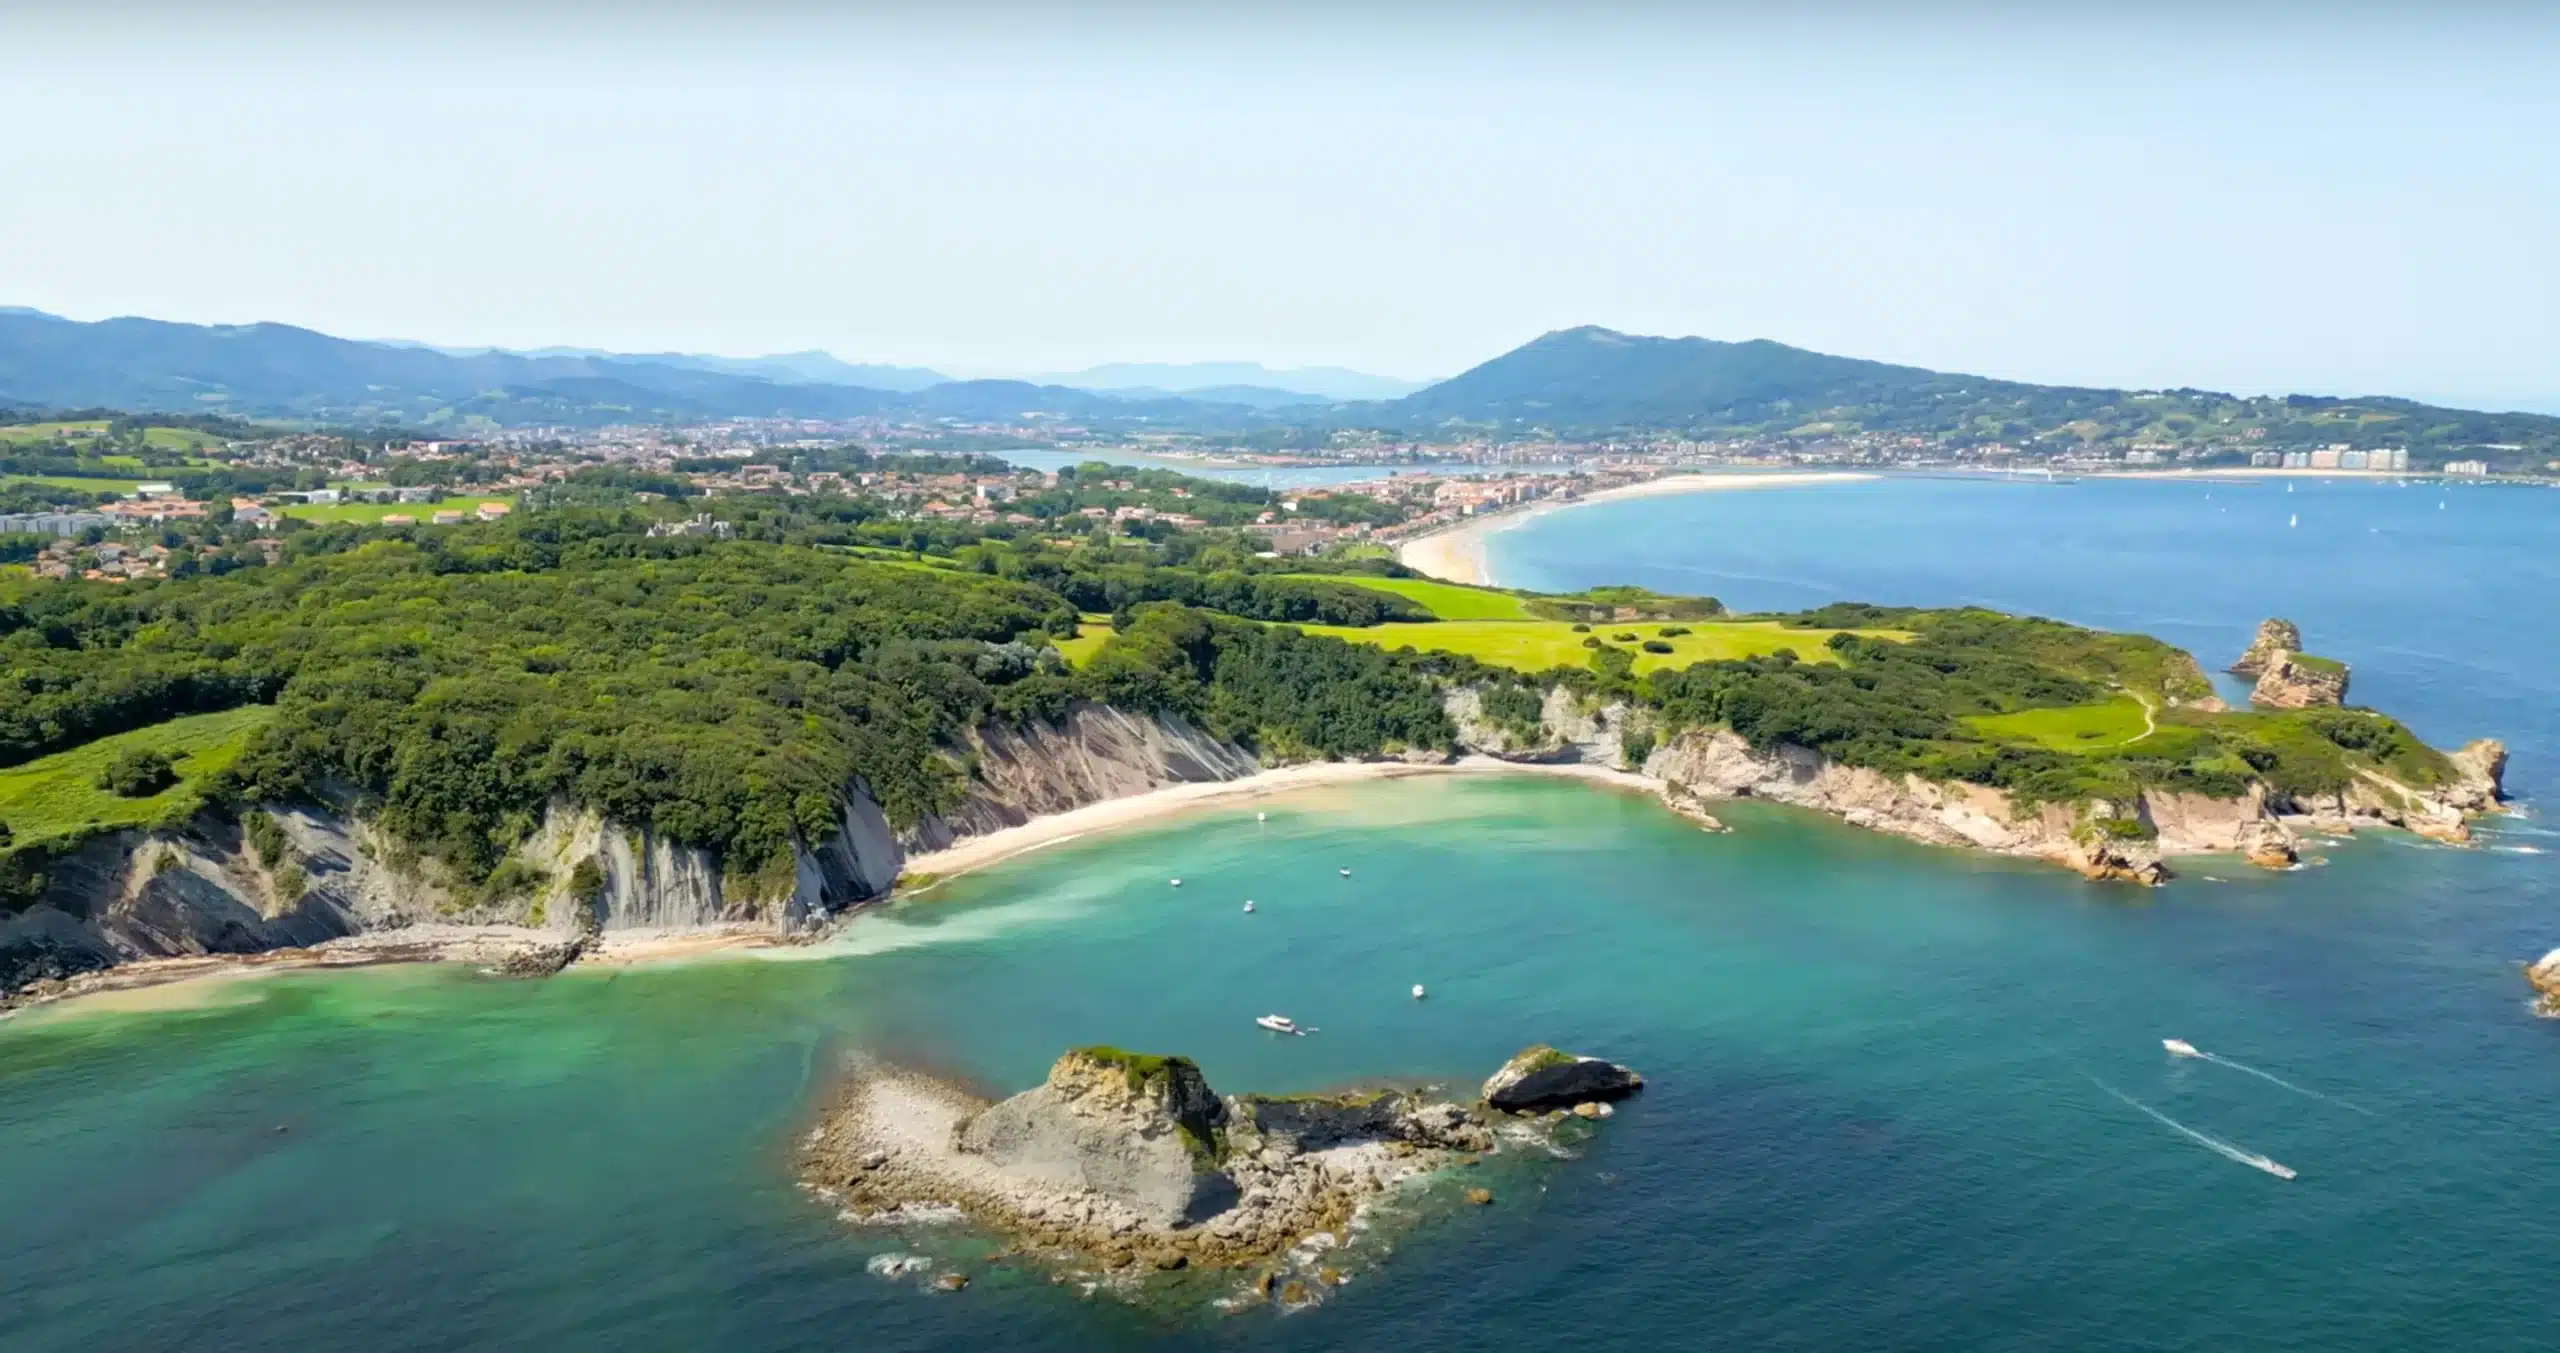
2, 309, 2553, 465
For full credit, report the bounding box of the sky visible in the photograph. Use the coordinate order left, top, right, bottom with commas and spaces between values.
3, 3, 2557, 405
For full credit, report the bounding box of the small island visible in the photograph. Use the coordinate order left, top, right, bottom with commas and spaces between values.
797, 1044, 1642, 1300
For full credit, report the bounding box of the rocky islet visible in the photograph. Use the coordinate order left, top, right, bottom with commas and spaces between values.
799, 1043, 1636, 1295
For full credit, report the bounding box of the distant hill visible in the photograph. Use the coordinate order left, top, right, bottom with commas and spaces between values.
1039, 361, 1424, 402
0, 312, 1258, 428
389, 343, 952, 392
1393, 327, 1963, 426
1373, 325, 2560, 466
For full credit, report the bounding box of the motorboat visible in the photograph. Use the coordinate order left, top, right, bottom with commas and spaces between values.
1339, 868, 1351, 878
1242, 900, 1256, 913
1255, 1014, 1308, 1035
1411, 984, 1427, 1000
1169, 878, 1182, 887
2163, 1038, 2202, 1058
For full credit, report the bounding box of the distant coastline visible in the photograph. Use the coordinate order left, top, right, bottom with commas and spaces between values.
1395, 471, 1877, 586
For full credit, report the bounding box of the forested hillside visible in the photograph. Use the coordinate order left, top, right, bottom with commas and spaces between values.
0, 512, 2470, 906
1368, 326, 2560, 462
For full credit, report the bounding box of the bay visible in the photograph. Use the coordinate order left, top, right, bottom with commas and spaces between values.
5, 474, 2555, 1352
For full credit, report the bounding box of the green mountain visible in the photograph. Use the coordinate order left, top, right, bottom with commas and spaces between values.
1394, 326, 1967, 426
1376, 326, 2560, 467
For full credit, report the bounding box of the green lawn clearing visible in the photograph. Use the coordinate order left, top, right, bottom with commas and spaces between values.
276, 498, 516, 524
1053, 615, 1115, 666
1280, 574, 1536, 620
0, 421, 228, 451
1293, 618, 1880, 674
1965, 695, 2154, 751
0, 707, 275, 849
0, 474, 153, 495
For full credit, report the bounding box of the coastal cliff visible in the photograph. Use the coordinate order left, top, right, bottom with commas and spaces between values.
1, 704, 1261, 1002
2, 680, 2512, 1001
1439, 675, 2504, 886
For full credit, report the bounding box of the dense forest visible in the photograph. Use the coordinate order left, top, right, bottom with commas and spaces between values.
0, 511, 2460, 905
0, 513, 1475, 900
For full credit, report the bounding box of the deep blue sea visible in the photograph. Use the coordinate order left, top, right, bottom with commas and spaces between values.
3, 474, 2554, 1352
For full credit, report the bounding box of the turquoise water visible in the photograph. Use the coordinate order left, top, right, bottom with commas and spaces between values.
6, 477, 2557, 1350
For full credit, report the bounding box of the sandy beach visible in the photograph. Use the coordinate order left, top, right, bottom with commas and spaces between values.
6, 759, 1670, 1020
897, 755, 1656, 886
1395, 471, 1877, 585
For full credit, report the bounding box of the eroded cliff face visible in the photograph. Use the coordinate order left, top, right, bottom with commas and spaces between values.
1443, 685, 1641, 767
904, 705, 1259, 849
1639, 723, 2506, 882
2251, 654, 2350, 709
1640, 729, 2170, 882
3, 706, 1266, 997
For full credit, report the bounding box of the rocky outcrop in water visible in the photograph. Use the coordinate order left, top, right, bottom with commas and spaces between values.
2528, 950, 2560, 1019
955, 1049, 1238, 1228
1480, 1045, 1646, 1112
2230, 618, 2303, 677
801, 1046, 1573, 1279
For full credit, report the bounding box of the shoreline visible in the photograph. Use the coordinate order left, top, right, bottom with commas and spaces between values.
896, 755, 1655, 886
1394, 471, 1877, 586
9, 735, 2495, 1020
1, 759, 1660, 1022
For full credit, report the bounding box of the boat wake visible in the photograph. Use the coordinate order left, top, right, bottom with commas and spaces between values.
2169, 1040, 2374, 1116
2088, 1076, 2298, 1180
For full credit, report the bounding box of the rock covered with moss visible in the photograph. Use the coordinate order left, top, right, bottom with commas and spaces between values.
1481, 1044, 1645, 1112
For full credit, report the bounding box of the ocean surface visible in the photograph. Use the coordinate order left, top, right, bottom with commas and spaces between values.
6, 475, 2556, 1352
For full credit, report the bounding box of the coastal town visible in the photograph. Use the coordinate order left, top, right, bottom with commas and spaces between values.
1, 402, 2547, 580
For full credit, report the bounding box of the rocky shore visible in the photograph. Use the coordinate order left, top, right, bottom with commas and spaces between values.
4, 614, 2515, 1004
2528, 950, 2560, 1019
798, 1044, 1639, 1293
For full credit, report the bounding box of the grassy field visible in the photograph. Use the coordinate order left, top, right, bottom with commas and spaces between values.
1294, 618, 1877, 674
1053, 615, 1116, 666
1965, 695, 2154, 751
276, 498, 516, 524
0, 707, 275, 849
0, 474, 152, 495
1280, 573, 1536, 620
0, 421, 227, 451
825, 546, 971, 573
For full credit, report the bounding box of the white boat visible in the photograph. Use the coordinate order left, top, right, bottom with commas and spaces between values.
2288, 513, 2298, 528
1411, 984, 1427, 1000
1339, 868, 1351, 878
2163, 1038, 2202, 1058
1257, 811, 1268, 822
1242, 900, 1255, 913
1255, 1014, 1307, 1035
1169, 878, 1182, 887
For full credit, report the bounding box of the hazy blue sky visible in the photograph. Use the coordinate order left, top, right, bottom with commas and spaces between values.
4, 5, 2556, 402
